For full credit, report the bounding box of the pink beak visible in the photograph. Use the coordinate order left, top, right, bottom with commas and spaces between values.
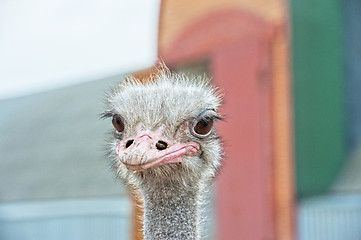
116, 129, 200, 171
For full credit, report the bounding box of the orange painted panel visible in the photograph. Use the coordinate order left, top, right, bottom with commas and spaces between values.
159, 8, 294, 240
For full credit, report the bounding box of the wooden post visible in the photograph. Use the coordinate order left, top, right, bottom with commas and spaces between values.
130, 188, 144, 240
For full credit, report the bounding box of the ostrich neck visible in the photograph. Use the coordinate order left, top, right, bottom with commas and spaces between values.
141, 180, 202, 240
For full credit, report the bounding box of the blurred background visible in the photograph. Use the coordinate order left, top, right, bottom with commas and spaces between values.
0, 0, 360, 240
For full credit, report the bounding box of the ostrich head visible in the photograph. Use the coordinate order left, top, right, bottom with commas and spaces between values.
103, 68, 222, 187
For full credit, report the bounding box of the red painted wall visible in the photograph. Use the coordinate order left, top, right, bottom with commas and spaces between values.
212, 42, 274, 239
160, 10, 276, 240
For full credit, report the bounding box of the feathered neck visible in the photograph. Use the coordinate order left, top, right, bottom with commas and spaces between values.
140, 178, 204, 240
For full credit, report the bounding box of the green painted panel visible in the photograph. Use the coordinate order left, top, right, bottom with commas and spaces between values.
291, 0, 346, 197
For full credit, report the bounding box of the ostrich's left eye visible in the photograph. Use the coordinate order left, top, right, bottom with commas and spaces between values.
112, 115, 124, 132
192, 118, 213, 137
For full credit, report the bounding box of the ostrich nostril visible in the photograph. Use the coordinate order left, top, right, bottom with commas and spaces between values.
125, 139, 134, 148
156, 140, 168, 151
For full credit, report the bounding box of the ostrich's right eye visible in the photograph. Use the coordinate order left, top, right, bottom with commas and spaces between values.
112, 115, 124, 132
191, 118, 214, 138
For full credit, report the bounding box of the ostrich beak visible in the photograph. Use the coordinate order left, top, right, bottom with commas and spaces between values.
116, 129, 200, 171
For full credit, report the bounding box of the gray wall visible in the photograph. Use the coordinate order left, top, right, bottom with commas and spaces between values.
0, 77, 126, 202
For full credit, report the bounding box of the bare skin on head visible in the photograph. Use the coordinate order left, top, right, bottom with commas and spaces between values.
103, 67, 223, 240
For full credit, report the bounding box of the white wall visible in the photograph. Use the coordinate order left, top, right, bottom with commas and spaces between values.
0, 0, 160, 99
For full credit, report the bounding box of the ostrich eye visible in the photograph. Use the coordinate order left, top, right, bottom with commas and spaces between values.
112, 115, 124, 132
192, 118, 213, 137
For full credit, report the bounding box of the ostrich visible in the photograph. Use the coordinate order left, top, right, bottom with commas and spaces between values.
103, 66, 223, 239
